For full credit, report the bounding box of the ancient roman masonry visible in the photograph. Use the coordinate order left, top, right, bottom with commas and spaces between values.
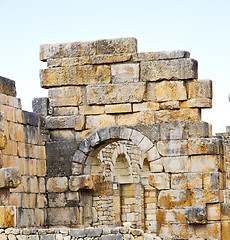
0, 38, 230, 240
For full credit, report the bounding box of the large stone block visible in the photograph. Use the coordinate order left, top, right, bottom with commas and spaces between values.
47, 56, 90, 67
155, 108, 201, 124
160, 122, 188, 140
79, 105, 105, 115
111, 63, 139, 83
141, 58, 198, 81
222, 221, 230, 240
188, 80, 212, 99
189, 189, 219, 206
40, 65, 111, 88
47, 177, 68, 192
133, 102, 159, 112
0, 167, 21, 188
171, 173, 187, 189
46, 115, 84, 130
207, 203, 221, 220
52, 106, 79, 116
133, 50, 190, 61
162, 156, 189, 173
90, 53, 131, 64
86, 83, 146, 105
189, 155, 219, 172
86, 115, 116, 129
203, 172, 220, 189
105, 103, 132, 114
157, 209, 186, 224
0, 76, 16, 97
188, 121, 211, 138
221, 203, 230, 220
0, 206, 16, 228
185, 206, 206, 224
40, 41, 97, 61
96, 38, 137, 55
148, 173, 170, 189
155, 81, 187, 102
32, 97, 48, 116
181, 98, 212, 108
157, 140, 188, 157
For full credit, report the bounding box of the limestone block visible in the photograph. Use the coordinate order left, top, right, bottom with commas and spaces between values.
40, 65, 111, 88
189, 155, 219, 172
0, 76, 16, 97
188, 121, 211, 138
90, 53, 131, 64
48, 193, 66, 207
187, 173, 202, 189
97, 127, 111, 142
117, 111, 155, 126
86, 228, 103, 237
72, 162, 83, 175
0, 206, 16, 228
146, 82, 156, 101
134, 50, 190, 62
203, 172, 219, 189
138, 136, 154, 152
160, 122, 188, 140
47, 56, 90, 67
87, 83, 146, 105
79, 139, 91, 154
222, 221, 230, 240
149, 159, 163, 172
69, 229, 86, 238
86, 131, 100, 147
181, 98, 212, 108
189, 189, 219, 206
188, 138, 220, 155
171, 174, 187, 189
195, 223, 221, 239
157, 209, 186, 224
157, 140, 188, 157
162, 156, 188, 173
185, 206, 206, 224
47, 177, 68, 192
141, 58, 198, 81
160, 101, 180, 110
207, 203, 221, 220
148, 173, 170, 189
0, 132, 6, 149
105, 104, 132, 114
188, 80, 212, 99
46, 115, 85, 130
79, 105, 105, 115
50, 130, 75, 141
0, 167, 21, 188
133, 102, 159, 112
221, 203, 230, 220
96, 38, 137, 54
158, 224, 171, 239
158, 190, 189, 209
119, 126, 133, 140
86, 115, 116, 129
156, 81, 187, 102
40, 41, 97, 61
111, 63, 139, 83
109, 126, 121, 139
155, 108, 201, 124
52, 106, 79, 116
69, 175, 103, 191
32, 97, 48, 116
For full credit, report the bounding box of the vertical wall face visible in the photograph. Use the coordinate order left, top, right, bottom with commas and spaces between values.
0, 76, 46, 228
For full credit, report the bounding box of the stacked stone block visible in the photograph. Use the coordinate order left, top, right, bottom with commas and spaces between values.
0, 76, 46, 228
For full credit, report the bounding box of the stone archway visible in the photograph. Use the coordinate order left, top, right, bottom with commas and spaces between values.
72, 126, 161, 232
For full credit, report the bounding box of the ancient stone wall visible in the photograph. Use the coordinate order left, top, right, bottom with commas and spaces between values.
0, 37, 230, 240
0, 77, 46, 228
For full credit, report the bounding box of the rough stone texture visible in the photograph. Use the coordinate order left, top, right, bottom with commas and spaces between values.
0, 167, 21, 188
32, 98, 48, 116
91, 53, 132, 65
47, 177, 68, 192
0, 76, 16, 97
86, 83, 146, 105
185, 207, 207, 224
0, 206, 16, 228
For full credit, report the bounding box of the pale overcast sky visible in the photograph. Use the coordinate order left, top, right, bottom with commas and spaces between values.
0, 0, 229, 134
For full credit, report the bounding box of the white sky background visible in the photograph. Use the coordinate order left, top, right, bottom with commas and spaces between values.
0, 0, 229, 135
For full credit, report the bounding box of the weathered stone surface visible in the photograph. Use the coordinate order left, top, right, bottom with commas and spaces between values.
0, 206, 16, 228
181, 98, 212, 108
149, 159, 163, 172
162, 156, 189, 173
40, 65, 111, 88
146, 82, 156, 101
138, 136, 154, 152
157, 140, 188, 157
23, 111, 39, 126
207, 203, 221, 220
185, 207, 207, 224
157, 209, 186, 224
188, 121, 211, 138
111, 63, 139, 83
47, 177, 68, 192
117, 111, 155, 126
46, 116, 84, 130
141, 58, 198, 81
188, 138, 220, 155
47, 56, 90, 67
171, 173, 187, 189
32, 97, 48, 116
187, 173, 202, 189
160, 122, 188, 140
188, 80, 212, 99
87, 131, 100, 147
160, 101, 180, 110
221, 203, 230, 220
155, 108, 201, 124
86, 83, 146, 105
96, 38, 137, 55
79, 139, 91, 154
0, 76, 16, 97
147, 147, 161, 161
222, 221, 230, 240
105, 103, 132, 114
203, 172, 220, 189
86, 228, 102, 237
52, 106, 79, 116
133, 50, 190, 61
133, 102, 159, 112
189, 155, 219, 172
91, 53, 131, 64
79, 105, 104, 115
86, 115, 116, 129
69, 229, 86, 238
149, 173, 170, 189
156, 81, 187, 102
0, 167, 21, 188
40, 41, 97, 61
189, 189, 219, 206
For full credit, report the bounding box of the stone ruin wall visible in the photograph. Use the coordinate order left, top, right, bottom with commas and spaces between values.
0, 38, 230, 240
